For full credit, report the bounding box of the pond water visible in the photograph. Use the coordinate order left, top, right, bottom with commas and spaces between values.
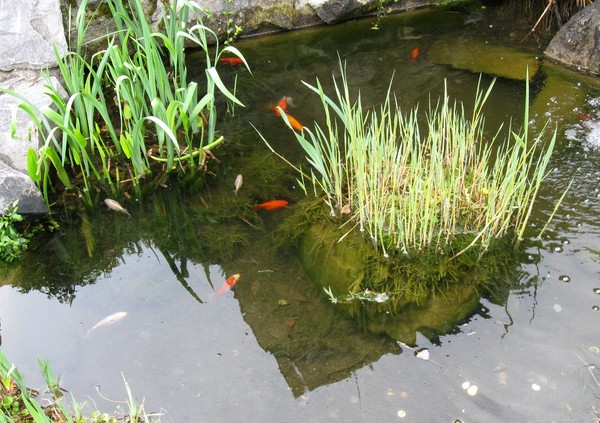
2, 6, 600, 422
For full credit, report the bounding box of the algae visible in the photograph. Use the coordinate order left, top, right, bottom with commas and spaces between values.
279, 199, 519, 342
428, 36, 540, 81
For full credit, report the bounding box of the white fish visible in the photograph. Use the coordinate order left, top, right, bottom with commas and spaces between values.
87, 311, 128, 335
234, 174, 243, 195
104, 198, 131, 217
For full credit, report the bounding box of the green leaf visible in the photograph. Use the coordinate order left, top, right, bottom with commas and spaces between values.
26, 148, 41, 183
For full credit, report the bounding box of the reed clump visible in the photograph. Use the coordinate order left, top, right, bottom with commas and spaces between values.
267, 63, 563, 262
2, 0, 248, 208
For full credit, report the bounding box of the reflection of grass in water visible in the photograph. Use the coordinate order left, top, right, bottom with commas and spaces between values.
278, 197, 521, 320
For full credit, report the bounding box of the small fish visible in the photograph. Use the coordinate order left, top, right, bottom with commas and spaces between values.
409, 47, 419, 64
271, 96, 289, 117
234, 174, 243, 195
284, 113, 303, 131
218, 57, 243, 65
214, 274, 241, 297
252, 199, 289, 212
87, 311, 127, 335
104, 198, 131, 217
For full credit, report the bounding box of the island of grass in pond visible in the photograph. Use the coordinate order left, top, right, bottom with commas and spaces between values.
263, 62, 564, 335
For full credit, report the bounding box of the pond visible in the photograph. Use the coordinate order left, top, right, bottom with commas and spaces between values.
2, 5, 600, 422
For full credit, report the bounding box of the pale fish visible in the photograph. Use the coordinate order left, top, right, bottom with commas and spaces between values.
104, 198, 131, 217
87, 311, 128, 335
234, 174, 243, 195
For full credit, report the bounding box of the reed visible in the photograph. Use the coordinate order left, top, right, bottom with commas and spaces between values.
271, 62, 561, 259
1, 0, 247, 207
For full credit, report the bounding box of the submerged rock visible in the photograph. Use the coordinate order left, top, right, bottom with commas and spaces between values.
428, 36, 540, 81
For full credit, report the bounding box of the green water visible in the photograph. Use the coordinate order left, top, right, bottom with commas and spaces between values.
2, 6, 600, 422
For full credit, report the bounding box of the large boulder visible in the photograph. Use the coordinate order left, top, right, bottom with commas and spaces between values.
0, 0, 67, 215
544, 1, 600, 75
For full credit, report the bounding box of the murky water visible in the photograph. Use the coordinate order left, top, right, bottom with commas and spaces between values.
2, 6, 600, 422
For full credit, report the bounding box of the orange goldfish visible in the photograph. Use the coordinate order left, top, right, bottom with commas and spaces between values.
409, 47, 419, 64
252, 199, 289, 212
271, 96, 291, 116
219, 57, 244, 65
214, 274, 241, 297
284, 113, 303, 131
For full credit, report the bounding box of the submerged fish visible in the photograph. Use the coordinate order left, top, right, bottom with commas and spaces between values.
87, 311, 127, 335
409, 47, 420, 64
214, 274, 241, 297
252, 199, 289, 212
104, 198, 131, 217
283, 113, 303, 131
234, 174, 243, 195
218, 57, 243, 65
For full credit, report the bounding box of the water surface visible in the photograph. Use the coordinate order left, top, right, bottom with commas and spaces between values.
2, 7, 600, 422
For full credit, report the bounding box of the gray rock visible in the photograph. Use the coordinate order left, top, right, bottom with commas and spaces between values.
0, 161, 47, 215
544, 1, 600, 75
0, 0, 67, 215
0, 0, 67, 72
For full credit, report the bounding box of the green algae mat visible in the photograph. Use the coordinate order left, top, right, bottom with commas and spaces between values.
428, 36, 540, 81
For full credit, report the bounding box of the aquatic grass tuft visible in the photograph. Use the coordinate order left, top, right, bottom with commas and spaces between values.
1, 0, 248, 208
267, 62, 563, 260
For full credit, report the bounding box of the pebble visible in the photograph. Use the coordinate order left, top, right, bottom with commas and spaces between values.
467, 385, 479, 396
532, 383, 541, 391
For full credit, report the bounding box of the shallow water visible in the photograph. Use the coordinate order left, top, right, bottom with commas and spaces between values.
3, 6, 600, 422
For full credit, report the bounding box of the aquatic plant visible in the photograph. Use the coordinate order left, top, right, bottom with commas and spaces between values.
0, 350, 159, 422
0, 200, 29, 263
1, 0, 248, 207
265, 62, 563, 260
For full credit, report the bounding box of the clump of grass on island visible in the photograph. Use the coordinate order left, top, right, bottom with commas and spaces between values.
1, 0, 248, 207
263, 62, 566, 262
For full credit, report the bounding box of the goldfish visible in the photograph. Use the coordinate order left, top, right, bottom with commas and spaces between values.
409, 47, 419, 64
87, 311, 127, 335
284, 113, 303, 131
234, 174, 243, 195
214, 274, 241, 297
271, 96, 291, 116
218, 57, 244, 65
104, 198, 131, 217
252, 199, 289, 212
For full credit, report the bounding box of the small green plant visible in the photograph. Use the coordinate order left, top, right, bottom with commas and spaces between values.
0, 200, 28, 263
0, 350, 159, 422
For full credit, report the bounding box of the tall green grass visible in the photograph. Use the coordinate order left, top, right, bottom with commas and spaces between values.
266, 63, 563, 259
1, 0, 248, 207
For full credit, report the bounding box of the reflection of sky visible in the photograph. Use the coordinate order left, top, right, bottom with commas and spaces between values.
1, 241, 291, 421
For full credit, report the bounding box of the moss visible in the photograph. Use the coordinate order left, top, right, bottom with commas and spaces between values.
279, 199, 519, 341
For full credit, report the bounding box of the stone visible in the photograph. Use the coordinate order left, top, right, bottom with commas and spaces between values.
544, 1, 600, 75
0, 0, 67, 215
0, 0, 67, 72
0, 161, 47, 215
